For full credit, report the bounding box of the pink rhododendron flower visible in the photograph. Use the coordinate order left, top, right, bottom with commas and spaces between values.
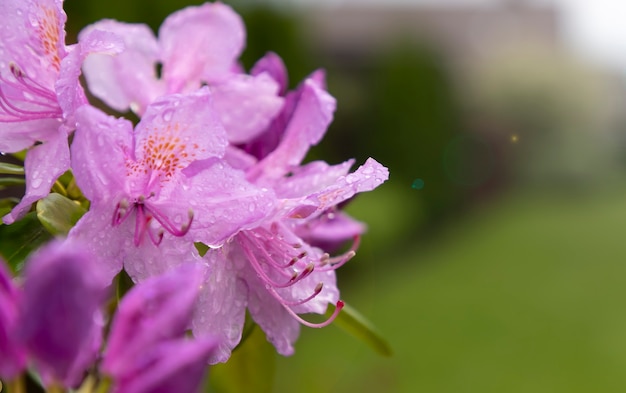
193, 68, 389, 362
2, 241, 109, 388
68, 88, 274, 282
0, 260, 25, 380
0, 0, 122, 224
79, 3, 284, 142
103, 264, 217, 393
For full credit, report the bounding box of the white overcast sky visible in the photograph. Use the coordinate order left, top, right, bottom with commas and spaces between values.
282, 0, 626, 71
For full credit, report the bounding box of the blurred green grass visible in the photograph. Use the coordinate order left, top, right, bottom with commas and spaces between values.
274, 186, 626, 393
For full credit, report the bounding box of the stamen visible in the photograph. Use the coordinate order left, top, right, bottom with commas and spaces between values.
244, 231, 303, 272
133, 205, 151, 246
240, 240, 309, 288
282, 300, 344, 329
145, 205, 194, 237
9, 63, 24, 78
112, 199, 132, 226
147, 227, 164, 246
265, 282, 324, 307
317, 235, 360, 271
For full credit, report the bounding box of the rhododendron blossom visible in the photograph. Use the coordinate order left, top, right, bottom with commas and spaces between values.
0, 1, 390, 390
69, 88, 274, 281
0, 0, 122, 224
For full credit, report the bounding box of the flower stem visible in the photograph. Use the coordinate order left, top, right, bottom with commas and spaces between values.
7, 376, 26, 393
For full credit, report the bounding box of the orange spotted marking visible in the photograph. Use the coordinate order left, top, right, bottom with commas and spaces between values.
37, 7, 61, 72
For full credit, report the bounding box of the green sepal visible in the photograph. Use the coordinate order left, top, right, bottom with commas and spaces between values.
207, 325, 276, 393
36, 193, 87, 236
0, 162, 24, 175
328, 302, 393, 357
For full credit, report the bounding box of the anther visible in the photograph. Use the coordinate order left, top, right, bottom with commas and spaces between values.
9, 63, 24, 78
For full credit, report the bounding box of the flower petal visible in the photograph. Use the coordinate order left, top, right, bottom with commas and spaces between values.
57, 28, 125, 118
79, 20, 162, 114
242, 265, 300, 356
249, 77, 336, 181
308, 157, 389, 212
0, 0, 67, 88
113, 336, 217, 393
212, 73, 284, 144
251, 52, 288, 95
3, 126, 69, 224
172, 159, 276, 247
104, 263, 206, 377
193, 247, 248, 364
132, 88, 227, 193
0, 260, 25, 379
122, 234, 202, 282
67, 206, 127, 283
16, 240, 106, 387
72, 105, 132, 204
159, 2, 245, 92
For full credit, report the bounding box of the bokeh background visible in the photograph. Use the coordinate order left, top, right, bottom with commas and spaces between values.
61, 0, 626, 391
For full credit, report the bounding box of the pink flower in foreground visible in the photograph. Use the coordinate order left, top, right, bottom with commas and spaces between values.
0, 241, 108, 388
0, 0, 122, 224
0, 260, 25, 380
68, 88, 274, 282
103, 264, 218, 393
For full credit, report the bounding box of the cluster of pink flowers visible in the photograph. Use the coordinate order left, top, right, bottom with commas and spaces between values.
0, 0, 388, 391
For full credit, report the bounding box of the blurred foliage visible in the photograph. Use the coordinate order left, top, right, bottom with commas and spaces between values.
464, 43, 619, 189
276, 186, 626, 393
0, 212, 52, 272
208, 325, 276, 393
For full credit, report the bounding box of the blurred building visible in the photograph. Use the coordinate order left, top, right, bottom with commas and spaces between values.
303, 0, 559, 72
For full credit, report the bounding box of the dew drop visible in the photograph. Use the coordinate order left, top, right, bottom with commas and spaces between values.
345, 174, 357, 184
162, 109, 174, 122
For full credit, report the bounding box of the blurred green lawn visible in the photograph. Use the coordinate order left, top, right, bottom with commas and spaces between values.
274, 185, 626, 392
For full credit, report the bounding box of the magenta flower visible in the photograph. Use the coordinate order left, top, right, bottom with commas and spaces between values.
0, 0, 122, 224
79, 3, 284, 143
103, 264, 218, 393
0, 260, 25, 380
193, 68, 389, 362
103, 263, 206, 376
110, 338, 217, 393
79, 2, 242, 111
14, 240, 108, 388
68, 88, 274, 282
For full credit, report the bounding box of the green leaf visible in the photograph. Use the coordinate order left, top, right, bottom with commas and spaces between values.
328, 302, 393, 357
0, 162, 24, 175
207, 325, 276, 393
194, 242, 210, 257
0, 177, 25, 189
36, 193, 86, 235
0, 197, 20, 219
0, 212, 52, 272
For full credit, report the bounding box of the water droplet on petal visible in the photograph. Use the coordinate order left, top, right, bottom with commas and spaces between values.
162, 109, 174, 122
345, 174, 357, 184
31, 177, 43, 189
